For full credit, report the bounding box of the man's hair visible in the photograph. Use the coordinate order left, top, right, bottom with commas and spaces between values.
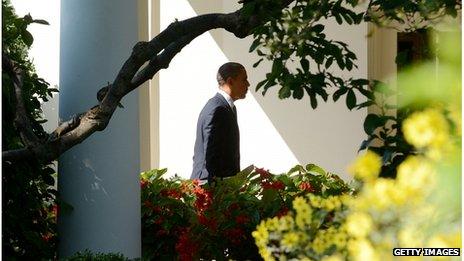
216, 62, 245, 86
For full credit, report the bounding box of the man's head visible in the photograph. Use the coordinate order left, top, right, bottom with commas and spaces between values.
217, 62, 249, 101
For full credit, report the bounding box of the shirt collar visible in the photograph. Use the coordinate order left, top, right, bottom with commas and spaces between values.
218, 89, 234, 108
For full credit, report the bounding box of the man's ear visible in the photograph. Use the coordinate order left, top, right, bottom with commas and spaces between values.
225, 76, 234, 86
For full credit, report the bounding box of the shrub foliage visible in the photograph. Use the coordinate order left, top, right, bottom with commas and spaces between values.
2, 0, 58, 259
141, 164, 350, 260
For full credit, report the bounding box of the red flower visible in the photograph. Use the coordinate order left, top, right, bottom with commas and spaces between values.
143, 200, 162, 213
180, 181, 191, 193
197, 214, 217, 231
255, 167, 271, 179
160, 188, 182, 199
273, 181, 285, 190
229, 203, 240, 211
141, 179, 149, 189
156, 228, 168, 237
224, 228, 245, 245
52, 204, 59, 216
261, 180, 285, 190
193, 186, 213, 212
175, 228, 197, 261
42, 233, 53, 242
154, 216, 164, 225
235, 214, 250, 225
299, 181, 315, 192
276, 206, 289, 218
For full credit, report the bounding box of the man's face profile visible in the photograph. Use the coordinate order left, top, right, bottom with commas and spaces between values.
228, 68, 249, 100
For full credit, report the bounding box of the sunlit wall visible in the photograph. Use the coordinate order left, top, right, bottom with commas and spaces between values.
159, 0, 367, 180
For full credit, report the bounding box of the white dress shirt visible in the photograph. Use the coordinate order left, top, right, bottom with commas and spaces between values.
218, 89, 235, 109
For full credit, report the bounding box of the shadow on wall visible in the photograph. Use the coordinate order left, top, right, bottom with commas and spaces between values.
188, 1, 367, 180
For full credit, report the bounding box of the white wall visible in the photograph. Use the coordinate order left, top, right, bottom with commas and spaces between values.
159, 0, 367, 180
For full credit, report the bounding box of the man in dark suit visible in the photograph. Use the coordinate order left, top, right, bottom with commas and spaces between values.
191, 62, 249, 184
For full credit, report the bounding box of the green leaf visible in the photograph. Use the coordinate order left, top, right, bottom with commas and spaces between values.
253, 58, 263, 68
346, 60, 353, 70
32, 19, 49, 25
382, 150, 393, 164
278, 85, 291, 99
21, 30, 34, 47
356, 100, 374, 109
287, 165, 305, 175
271, 59, 283, 77
314, 87, 328, 101
332, 87, 347, 102
43, 174, 55, 186
261, 188, 278, 205
255, 79, 267, 91
335, 14, 343, 24
363, 114, 384, 135
249, 38, 261, 53
293, 86, 304, 99
356, 87, 374, 99
278, 175, 294, 188
341, 12, 353, 24
325, 57, 334, 69
23, 13, 33, 24
358, 137, 373, 152
309, 92, 318, 109
312, 24, 324, 33
306, 164, 325, 175
351, 79, 370, 86
300, 58, 309, 73
346, 89, 356, 110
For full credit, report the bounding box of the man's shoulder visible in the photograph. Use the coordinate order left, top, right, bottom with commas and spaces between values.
204, 94, 228, 109
200, 95, 228, 117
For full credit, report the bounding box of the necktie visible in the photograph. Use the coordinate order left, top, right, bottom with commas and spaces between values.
231, 105, 237, 119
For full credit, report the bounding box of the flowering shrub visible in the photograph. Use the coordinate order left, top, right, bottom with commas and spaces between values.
252, 30, 461, 261
141, 164, 350, 260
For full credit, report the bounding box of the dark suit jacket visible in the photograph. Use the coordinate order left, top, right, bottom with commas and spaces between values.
191, 93, 240, 182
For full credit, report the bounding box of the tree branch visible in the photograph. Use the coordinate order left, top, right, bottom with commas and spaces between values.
2, 0, 295, 164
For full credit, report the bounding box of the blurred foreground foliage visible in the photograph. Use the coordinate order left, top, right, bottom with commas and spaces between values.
253, 29, 461, 261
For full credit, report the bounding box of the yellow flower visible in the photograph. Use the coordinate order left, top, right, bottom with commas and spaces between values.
398, 227, 423, 248
278, 215, 295, 232
266, 217, 280, 231
252, 221, 270, 247
361, 179, 404, 209
397, 156, 435, 196
427, 232, 462, 248
348, 238, 379, 261
447, 103, 461, 136
322, 254, 344, 261
346, 212, 373, 238
293, 197, 312, 229
348, 150, 382, 181
402, 109, 449, 149
281, 232, 300, 249
308, 194, 322, 208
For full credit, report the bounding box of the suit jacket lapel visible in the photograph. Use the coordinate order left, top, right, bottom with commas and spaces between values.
215, 93, 235, 116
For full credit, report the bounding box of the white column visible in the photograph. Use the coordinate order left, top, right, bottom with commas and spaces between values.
58, 0, 141, 258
